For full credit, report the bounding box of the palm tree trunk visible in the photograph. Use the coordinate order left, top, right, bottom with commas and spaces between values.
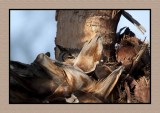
55, 10, 122, 61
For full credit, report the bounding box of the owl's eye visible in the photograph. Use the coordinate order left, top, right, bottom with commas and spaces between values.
67, 55, 75, 59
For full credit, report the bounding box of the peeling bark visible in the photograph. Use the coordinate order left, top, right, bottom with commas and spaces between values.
55, 10, 122, 60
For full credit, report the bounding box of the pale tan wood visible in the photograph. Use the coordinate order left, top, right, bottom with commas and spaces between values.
55, 10, 122, 59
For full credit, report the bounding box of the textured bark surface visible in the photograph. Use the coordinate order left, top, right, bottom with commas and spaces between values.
55, 10, 122, 59
10, 10, 150, 104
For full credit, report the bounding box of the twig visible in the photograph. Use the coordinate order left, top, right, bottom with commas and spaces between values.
124, 44, 148, 79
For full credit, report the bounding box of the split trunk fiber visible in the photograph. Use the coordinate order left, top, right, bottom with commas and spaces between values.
55, 10, 122, 60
